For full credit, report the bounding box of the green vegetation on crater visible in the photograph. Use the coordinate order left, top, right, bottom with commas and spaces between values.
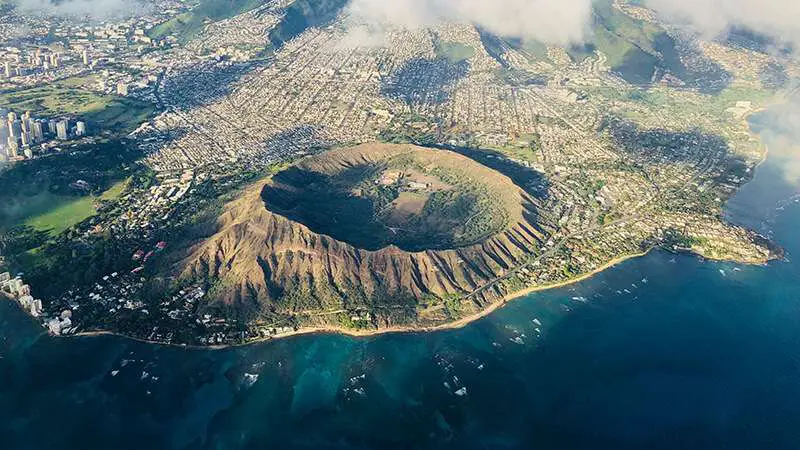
262, 147, 512, 252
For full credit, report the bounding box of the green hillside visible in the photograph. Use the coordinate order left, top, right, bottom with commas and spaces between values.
149, 0, 265, 43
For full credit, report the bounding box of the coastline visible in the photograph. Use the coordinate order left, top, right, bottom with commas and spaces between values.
742, 83, 800, 170
743, 106, 770, 169
68, 249, 653, 350
43, 92, 794, 351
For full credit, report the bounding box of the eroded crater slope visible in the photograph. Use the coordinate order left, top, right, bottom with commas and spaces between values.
181, 143, 555, 328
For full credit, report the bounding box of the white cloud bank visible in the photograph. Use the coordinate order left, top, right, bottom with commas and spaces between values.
345, 0, 593, 45
18, 0, 800, 51
16, 0, 149, 19
645, 0, 800, 48
761, 100, 800, 187
345, 0, 800, 51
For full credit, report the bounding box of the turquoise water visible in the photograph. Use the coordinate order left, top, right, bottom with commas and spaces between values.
2, 106, 800, 449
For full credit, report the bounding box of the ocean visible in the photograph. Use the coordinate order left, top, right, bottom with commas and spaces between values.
1, 104, 799, 450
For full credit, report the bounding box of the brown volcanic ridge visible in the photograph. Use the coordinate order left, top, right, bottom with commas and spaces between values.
181, 143, 556, 330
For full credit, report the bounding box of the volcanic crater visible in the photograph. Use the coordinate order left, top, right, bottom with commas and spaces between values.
182, 143, 555, 328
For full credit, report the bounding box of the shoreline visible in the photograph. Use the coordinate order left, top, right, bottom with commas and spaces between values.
41, 92, 795, 351
69, 249, 653, 350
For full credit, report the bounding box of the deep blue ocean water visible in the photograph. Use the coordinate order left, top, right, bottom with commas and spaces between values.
1, 104, 799, 450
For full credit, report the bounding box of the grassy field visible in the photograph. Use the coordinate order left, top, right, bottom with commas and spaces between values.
100, 178, 130, 200
0, 78, 156, 133
2, 191, 79, 230
515, 39, 550, 62
435, 41, 476, 64
23, 196, 97, 236
2, 178, 130, 236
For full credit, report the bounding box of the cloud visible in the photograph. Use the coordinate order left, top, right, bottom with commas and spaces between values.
344, 0, 592, 45
333, 24, 388, 50
761, 98, 800, 187
645, 0, 800, 49
15, 0, 150, 19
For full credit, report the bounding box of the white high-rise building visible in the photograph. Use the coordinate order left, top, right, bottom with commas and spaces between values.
33, 121, 44, 142
21, 117, 31, 135
7, 137, 18, 157
0, 119, 8, 148
9, 120, 21, 138
75, 121, 86, 136
0, 126, 7, 156
56, 120, 68, 140
3, 61, 10, 78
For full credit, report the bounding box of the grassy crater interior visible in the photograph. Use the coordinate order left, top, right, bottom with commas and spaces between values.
261, 145, 519, 252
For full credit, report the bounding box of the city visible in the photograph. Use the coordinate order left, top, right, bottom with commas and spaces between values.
1, 108, 87, 160
3, 1, 800, 449
0, 0, 796, 346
